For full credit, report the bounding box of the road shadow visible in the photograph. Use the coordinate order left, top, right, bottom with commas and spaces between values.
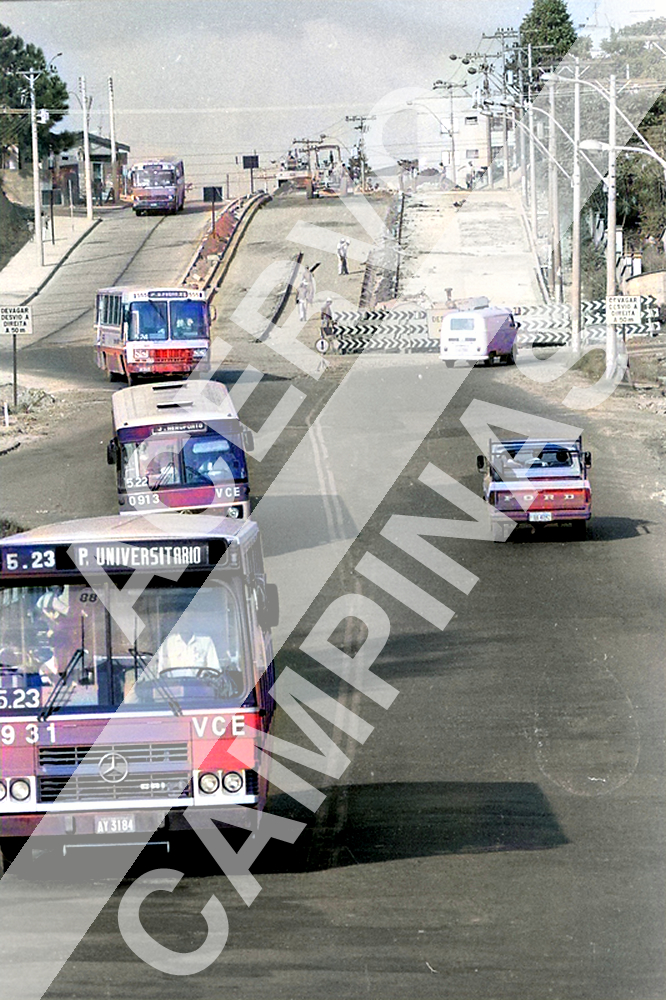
165, 779, 568, 878
508, 516, 652, 543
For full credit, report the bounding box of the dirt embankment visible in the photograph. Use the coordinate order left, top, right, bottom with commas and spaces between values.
0, 179, 32, 272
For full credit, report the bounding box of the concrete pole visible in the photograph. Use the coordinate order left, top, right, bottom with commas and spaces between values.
605, 73, 618, 378
449, 88, 457, 187
548, 78, 562, 302
108, 76, 118, 200
28, 70, 44, 266
527, 44, 538, 237
79, 75, 93, 220
571, 57, 582, 356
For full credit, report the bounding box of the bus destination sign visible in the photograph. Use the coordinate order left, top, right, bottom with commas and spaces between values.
1, 541, 216, 576
152, 421, 206, 436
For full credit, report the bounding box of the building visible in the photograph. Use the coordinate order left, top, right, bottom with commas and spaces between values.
412, 93, 514, 187
48, 132, 130, 205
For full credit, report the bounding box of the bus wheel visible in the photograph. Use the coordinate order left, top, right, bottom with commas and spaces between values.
443, 360, 455, 368
105, 359, 120, 382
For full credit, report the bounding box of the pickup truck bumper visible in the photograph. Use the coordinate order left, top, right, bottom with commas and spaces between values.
491, 507, 591, 524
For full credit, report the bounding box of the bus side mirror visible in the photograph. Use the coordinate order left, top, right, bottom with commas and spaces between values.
476, 455, 486, 472
243, 428, 254, 452
107, 440, 119, 466
515, 321, 521, 329
209, 304, 217, 322
257, 583, 279, 630
584, 451, 592, 468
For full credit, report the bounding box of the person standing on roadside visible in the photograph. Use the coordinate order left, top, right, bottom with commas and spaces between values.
336, 238, 350, 275
320, 297, 334, 338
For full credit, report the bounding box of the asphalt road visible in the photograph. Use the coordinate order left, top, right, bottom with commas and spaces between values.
0, 196, 663, 999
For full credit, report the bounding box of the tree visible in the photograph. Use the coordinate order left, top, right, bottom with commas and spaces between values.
520, 0, 578, 68
0, 23, 74, 166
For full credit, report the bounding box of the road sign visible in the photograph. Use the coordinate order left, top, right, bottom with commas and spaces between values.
203, 186, 225, 203
315, 337, 329, 354
242, 155, 259, 170
0, 305, 33, 337
606, 295, 641, 325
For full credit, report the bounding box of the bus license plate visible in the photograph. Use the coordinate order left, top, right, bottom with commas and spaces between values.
95, 815, 136, 835
529, 512, 552, 522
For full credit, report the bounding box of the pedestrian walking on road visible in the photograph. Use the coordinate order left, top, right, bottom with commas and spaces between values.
336, 238, 350, 275
296, 279, 310, 322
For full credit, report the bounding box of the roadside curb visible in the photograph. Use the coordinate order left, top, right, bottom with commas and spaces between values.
21, 217, 103, 306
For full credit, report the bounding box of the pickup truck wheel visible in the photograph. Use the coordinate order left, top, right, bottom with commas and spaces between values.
571, 520, 587, 540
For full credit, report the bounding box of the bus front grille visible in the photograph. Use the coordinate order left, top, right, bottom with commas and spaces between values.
39, 742, 189, 768
38, 773, 192, 804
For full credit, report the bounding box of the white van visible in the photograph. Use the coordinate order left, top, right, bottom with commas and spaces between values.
440, 307, 519, 367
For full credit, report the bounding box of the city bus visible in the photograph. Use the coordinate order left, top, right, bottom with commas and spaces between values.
129, 158, 185, 214
107, 381, 252, 518
0, 514, 278, 869
95, 286, 212, 383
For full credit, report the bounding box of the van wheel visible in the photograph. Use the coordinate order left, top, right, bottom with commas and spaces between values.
506, 347, 517, 365
444, 360, 455, 368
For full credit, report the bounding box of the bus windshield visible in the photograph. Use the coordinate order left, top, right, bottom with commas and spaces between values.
128, 300, 207, 342
132, 169, 175, 188
0, 581, 248, 715
122, 430, 247, 490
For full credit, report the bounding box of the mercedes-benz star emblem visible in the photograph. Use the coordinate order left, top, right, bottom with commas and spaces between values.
98, 752, 129, 784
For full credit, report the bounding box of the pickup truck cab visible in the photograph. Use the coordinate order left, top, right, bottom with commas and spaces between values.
478, 437, 592, 541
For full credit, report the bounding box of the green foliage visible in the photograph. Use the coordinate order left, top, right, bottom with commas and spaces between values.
519, 0, 578, 67
580, 230, 607, 300
599, 17, 666, 78
0, 23, 72, 163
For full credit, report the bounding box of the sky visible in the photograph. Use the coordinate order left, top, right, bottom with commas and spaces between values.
0, 0, 659, 192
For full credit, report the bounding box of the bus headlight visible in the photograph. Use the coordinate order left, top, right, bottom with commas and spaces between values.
222, 771, 243, 794
226, 506, 241, 519
10, 779, 31, 801
192, 349, 208, 359
198, 772, 220, 795
0, 780, 6, 801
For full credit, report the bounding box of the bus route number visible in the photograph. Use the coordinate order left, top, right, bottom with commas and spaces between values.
4, 548, 56, 572
0, 722, 56, 745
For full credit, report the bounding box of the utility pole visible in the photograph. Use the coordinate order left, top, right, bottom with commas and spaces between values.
605, 73, 618, 378
547, 76, 562, 302
571, 57, 582, 356
482, 29, 518, 188
16, 69, 43, 265
345, 114, 376, 191
79, 75, 93, 220
108, 76, 118, 201
527, 44, 538, 236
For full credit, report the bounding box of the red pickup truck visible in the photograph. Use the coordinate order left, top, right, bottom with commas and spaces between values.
478, 436, 592, 541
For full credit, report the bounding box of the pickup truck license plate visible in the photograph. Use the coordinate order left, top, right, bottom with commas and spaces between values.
529, 511, 552, 522
95, 815, 136, 835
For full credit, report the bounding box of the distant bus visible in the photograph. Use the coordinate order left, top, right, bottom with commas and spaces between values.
0, 514, 278, 870
107, 381, 252, 518
95, 286, 212, 383
129, 159, 185, 214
